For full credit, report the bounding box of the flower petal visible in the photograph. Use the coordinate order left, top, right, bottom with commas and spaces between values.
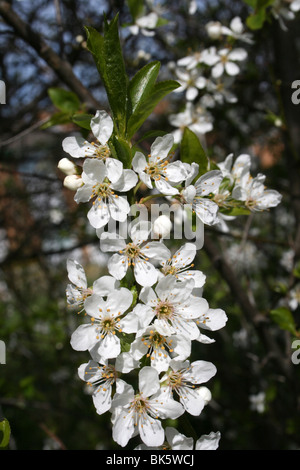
139, 366, 160, 397
67, 259, 87, 288
134, 258, 158, 286
62, 136, 93, 158
107, 253, 128, 280
90, 110, 113, 145
98, 333, 121, 359
150, 134, 174, 163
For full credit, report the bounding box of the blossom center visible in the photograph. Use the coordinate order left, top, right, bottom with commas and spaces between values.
141, 330, 174, 360
155, 301, 174, 319
131, 394, 150, 415
167, 370, 183, 389
145, 159, 169, 181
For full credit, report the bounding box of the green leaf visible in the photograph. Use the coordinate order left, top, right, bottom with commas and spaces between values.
128, 61, 160, 115
293, 261, 300, 279
270, 307, 297, 334
127, 0, 144, 22
246, 8, 267, 29
41, 111, 73, 129
180, 127, 209, 176
135, 129, 167, 144
48, 88, 80, 114
85, 15, 128, 136
0, 419, 11, 449
127, 79, 180, 139
245, 0, 276, 30
72, 113, 93, 130
110, 135, 132, 168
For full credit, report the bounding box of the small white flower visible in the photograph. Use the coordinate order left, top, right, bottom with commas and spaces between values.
132, 275, 209, 340
181, 170, 224, 225
111, 367, 184, 447
169, 102, 213, 143
70, 286, 138, 361
217, 153, 252, 187
159, 242, 206, 288
62, 110, 123, 183
289, 284, 300, 311
78, 353, 139, 415
99, 220, 170, 287
161, 359, 217, 416
249, 391, 266, 413
177, 51, 203, 70
232, 172, 282, 211
129, 323, 191, 373
66, 259, 119, 313
75, 158, 137, 229
204, 77, 238, 107
132, 134, 187, 195
220, 16, 254, 44
174, 67, 207, 101
128, 12, 158, 37
202, 47, 247, 79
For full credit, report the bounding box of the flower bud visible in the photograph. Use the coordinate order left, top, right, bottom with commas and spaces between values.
198, 386, 212, 404
153, 215, 172, 239
205, 21, 223, 39
63, 174, 83, 191
58, 158, 78, 176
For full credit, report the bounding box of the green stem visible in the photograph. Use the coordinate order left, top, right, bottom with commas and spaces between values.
140, 193, 164, 204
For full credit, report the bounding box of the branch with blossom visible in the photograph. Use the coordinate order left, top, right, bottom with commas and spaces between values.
57, 12, 282, 450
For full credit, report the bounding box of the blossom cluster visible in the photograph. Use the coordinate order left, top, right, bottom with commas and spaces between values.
57, 94, 282, 449
168, 15, 252, 143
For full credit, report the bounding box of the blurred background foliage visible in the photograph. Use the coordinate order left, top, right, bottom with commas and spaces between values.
0, 0, 300, 450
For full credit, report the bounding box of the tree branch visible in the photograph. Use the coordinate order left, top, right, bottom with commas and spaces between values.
203, 234, 293, 379
0, 0, 101, 111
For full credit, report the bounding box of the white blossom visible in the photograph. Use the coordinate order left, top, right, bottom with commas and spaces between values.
249, 391, 266, 413
62, 110, 123, 183
78, 353, 138, 415
159, 242, 206, 288
99, 220, 169, 286
181, 170, 224, 225
74, 158, 137, 229
169, 102, 213, 143
201, 47, 247, 79
174, 67, 207, 101
219, 16, 254, 44
70, 286, 138, 361
111, 367, 184, 447
160, 359, 217, 416
66, 258, 119, 313
131, 275, 209, 340
132, 134, 187, 195
128, 12, 158, 36
288, 284, 300, 311
129, 323, 191, 373
232, 172, 282, 211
